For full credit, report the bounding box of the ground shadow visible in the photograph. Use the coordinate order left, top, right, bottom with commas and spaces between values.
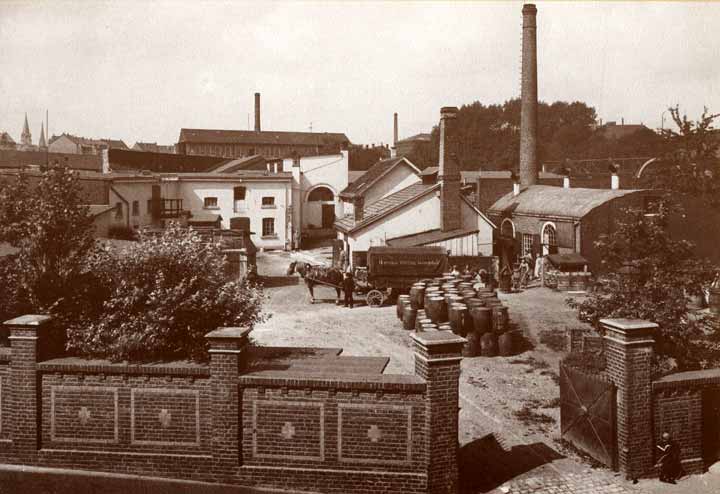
459, 434, 564, 493
258, 275, 300, 288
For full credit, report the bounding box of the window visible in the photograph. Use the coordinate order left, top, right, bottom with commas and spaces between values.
204, 197, 218, 209
114, 202, 123, 219
132, 200, 139, 216
261, 196, 276, 208
500, 218, 515, 238
262, 218, 276, 237
522, 233, 533, 256
233, 186, 246, 201
543, 224, 557, 246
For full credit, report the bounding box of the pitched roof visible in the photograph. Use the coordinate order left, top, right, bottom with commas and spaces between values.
488, 185, 643, 220
397, 133, 431, 144
386, 227, 480, 248
339, 156, 419, 198
50, 133, 128, 149
335, 182, 439, 233
178, 128, 349, 147
348, 170, 365, 183
460, 170, 563, 181
207, 155, 267, 173
132, 142, 175, 153
0, 132, 15, 144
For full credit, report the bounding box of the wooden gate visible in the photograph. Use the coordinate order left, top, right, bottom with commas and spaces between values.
560, 363, 617, 469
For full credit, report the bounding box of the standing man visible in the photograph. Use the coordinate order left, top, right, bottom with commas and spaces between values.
343, 271, 355, 309
656, 432, 683, 484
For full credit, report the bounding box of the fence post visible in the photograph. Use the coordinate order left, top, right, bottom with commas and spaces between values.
5, 314, 52, 464
411, 330, 466, 494
601, 318, 657, 480
206, 326, 251, 481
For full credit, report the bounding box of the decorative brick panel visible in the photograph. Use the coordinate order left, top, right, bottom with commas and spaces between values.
50, 385, 119, 444
338, 403, 412, 465
252, 400, 325, 461
130, 388, 200, 447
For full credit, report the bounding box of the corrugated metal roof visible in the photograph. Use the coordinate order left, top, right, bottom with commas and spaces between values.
488, 185, 642, 219
335, 182, 438, 232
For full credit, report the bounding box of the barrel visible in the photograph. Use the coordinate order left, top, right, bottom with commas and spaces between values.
421, 323, 438, 331
480, 333, 498, 357
424, 288, 441, 309
438, 324, 452, 332
449, 304, 468, 335
426, 296, 447, 324
470, 307, 492, 334
710, 287, 720, 315
464, 332, 481, 357
410, 285, 426, 310
498, 332, 513, 356
402, 306, 418, 331
462, 305, 475, 334
466, 298, 485, 309
397, 295, 410, 320
417, 318, 432, 331
491, 306, 509, 333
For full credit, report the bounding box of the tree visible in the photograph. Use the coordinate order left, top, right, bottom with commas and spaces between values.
0, 165, 96, 320
651, 106, 720, 210
568, 202, 719, 373
64, 224, 266, 362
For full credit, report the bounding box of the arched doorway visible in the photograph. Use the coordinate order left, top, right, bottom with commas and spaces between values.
542, 222, 558, 256
499, 218, 516, 268
307, 186, 336, 229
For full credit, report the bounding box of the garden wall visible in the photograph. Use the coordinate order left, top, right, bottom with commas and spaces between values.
0, 315, 466, 494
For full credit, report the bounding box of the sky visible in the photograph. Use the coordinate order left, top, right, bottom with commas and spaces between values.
1, 1, 719, 148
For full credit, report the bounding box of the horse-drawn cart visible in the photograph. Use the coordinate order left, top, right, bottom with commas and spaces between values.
354, 246, 449, 307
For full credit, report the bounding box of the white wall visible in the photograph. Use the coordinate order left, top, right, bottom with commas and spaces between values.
348, 190, 440, 253
460, 199, 494, 256
48, 136, 78, 154
111, 180, 157, 229
363, 162, 420, 206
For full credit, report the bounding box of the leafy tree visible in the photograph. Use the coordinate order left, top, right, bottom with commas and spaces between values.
64, 224, 266, 362
651, 106, 720, 209
568, 202, 719, 373
0, 165, 96, 320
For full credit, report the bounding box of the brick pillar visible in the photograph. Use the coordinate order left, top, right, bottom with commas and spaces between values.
602, 318, 657, 479
206, 327, 251, 480
411, 330, 466, 494
5, 314, 52, 463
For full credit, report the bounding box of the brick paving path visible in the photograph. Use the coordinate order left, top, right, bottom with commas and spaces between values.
489, 470, 642, 494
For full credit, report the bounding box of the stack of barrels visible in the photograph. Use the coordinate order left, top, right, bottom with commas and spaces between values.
396, 273, 515, 357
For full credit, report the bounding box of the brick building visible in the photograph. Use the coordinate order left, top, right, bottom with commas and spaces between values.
49, 133, 128, 155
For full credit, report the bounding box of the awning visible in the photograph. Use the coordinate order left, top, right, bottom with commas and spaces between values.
546, 253, 589, 270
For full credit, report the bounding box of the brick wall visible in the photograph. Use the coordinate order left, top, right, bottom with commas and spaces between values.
0, 315, 466, 494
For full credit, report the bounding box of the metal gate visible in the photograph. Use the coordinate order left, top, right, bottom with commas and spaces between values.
560, 363, 617, 469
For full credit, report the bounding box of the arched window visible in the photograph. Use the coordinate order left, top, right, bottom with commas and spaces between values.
542, 222, 557, 255
308, 187, 334, 202
500, 218, 515, 238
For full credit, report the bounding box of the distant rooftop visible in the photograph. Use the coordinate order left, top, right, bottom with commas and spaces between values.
178, 128, 350, 147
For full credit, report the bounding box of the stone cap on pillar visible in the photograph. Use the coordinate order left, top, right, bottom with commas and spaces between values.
205, 326, 252, 353
4, 314, 53, 327
601, 318, 657, 346
411, 330, 466, 363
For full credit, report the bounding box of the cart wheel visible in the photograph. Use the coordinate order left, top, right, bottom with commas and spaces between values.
366, 289, 385, 308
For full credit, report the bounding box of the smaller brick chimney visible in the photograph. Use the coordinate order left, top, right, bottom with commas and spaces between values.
254, 92, 261, 132
354, 196, 364, 223
393, 113, 398, 146
439, 106, 461, 232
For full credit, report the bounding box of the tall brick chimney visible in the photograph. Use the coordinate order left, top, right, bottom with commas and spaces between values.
439, 106, 461, 232
519, 3, 538, 187
254, 92, 261, 132
393, 112, 398, 146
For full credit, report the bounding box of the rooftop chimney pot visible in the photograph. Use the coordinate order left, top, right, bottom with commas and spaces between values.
393, 113, 398, 146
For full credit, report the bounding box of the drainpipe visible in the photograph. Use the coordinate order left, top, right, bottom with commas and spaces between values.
109, 184, 130, 228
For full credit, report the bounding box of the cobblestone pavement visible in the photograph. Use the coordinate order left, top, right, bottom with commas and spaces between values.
488, 469, 641, 494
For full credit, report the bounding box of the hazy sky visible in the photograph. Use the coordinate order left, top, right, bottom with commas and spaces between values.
1, 1, 719, 147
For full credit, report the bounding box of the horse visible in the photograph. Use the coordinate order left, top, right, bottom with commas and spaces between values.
287, 261, 343, 303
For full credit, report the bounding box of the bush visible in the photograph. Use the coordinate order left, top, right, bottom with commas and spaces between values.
63, 224, 265, 362
107, 225, 137, 241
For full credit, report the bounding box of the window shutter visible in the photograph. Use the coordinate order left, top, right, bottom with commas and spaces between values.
532, 234, 541, 258
557, 222, 575, 249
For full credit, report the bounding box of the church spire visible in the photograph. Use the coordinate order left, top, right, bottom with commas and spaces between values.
21, 113, 32, 146
39, 122, 47, 148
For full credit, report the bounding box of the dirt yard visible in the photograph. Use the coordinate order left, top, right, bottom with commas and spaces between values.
252, 249, 718, 494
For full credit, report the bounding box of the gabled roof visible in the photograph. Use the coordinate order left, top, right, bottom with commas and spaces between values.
0, 132, 15, 144
50, 133, 128, 149
339, 156, 420, 198
386, 227, 481, 248
207, 155, 267, 173
348, 170, 365, 183
178, 128, 349, 147
397, 133, 431, 144
335, 182, 439, 233
488, 185, 644, 220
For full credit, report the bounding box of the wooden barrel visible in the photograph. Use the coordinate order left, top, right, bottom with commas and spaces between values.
491, 306, 509, 333
426, 296, 447, 324
450, 304, 468, 336
480, 333, 498, 357
466, 298, 485, 309
464, 332, 481, 357
462, 305, 475, 334
470, 307, 492, 334
402, 306, 418, 331
424, 288, 441, 309
498, 332, 513, 356
421, 323, 438, 331
417, 318, 432, 331
410, 285, 426, 310
397, 295, 410, 320
709, 288, 720, 315
438, 324, 452, 332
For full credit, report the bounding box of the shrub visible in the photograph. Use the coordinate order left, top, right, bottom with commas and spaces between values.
64, 223, 265, 362
107, 225, 137, 241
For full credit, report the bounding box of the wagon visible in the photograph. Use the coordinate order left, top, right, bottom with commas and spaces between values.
353, 246, 449, 307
